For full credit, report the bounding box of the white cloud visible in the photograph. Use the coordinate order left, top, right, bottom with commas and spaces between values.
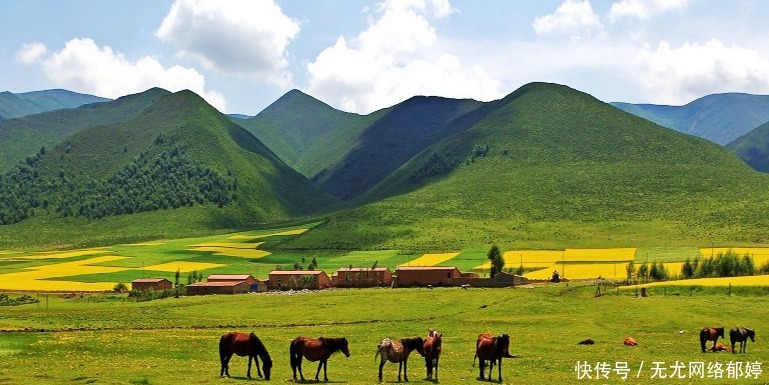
636, 39, 769, 104
306, 0, 501, 113
532, 0, 602, 36
608, 0, 689, 22
26, 38, 226, 111
156, 0, 299, 85
15, 42, 48, 64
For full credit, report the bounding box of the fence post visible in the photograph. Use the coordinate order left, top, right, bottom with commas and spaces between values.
729, 282, 732, 297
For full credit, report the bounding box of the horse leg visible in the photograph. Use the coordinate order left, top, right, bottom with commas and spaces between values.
498, 358, 503, 382
255, 355, 263, 378
297, 357, 305, 381
488, 359, 495, 381
397, 361, 402, 382
379, 359, 386, 382
700, 337, 706, 353
404, 359, 409, 382
478, 359, 485, 380
425, 355, 431, 379
220, 352, 231, 377
434, 357, 439, 381
323, 359, 329, 381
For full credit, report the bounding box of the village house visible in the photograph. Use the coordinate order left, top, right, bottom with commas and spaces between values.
331, 267, 392, 287
186, 280, 250, 296
268, 270, 331, 290
131, 278, 172, 292
394, 266, 463, 287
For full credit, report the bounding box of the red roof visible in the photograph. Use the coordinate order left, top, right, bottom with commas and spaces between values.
132, 278, 171, 283
396, 266, 459, 271
269, 270, 327, 275
187, 281, 246, 287
207, 274, 253, 280
338, 267, 390, 272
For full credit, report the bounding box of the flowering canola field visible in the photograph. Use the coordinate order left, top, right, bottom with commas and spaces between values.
398, 252, 459, 266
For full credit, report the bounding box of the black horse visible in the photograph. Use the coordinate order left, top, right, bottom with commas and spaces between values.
730, 327, 755, 353
700, 327, 725, 353
219, 331, 273, 379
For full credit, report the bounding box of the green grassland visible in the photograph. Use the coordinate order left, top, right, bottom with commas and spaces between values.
1, 284, 767, 384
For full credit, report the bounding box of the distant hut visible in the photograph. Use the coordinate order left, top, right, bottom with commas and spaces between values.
332, 267, 392, 287
186, 281, 250, 296
394, 266, 462, 287
268, 270, 331, 290
206, 274, 259, 291
131, 278, 172, 292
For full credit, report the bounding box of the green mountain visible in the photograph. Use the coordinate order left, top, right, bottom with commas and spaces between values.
612, 93, 769, 145
280, 83, 769, 251
0, 89, 335, 248
234, 89, 383, 181
0, 88, 169, 172
0, 89, 109, 121
727, 121, 769, 172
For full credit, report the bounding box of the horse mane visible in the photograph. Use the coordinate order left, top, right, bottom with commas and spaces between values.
321, 337, 348, 353
249, 333, 272, 364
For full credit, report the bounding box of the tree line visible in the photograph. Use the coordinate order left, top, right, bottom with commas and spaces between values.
0, 146, 236, 225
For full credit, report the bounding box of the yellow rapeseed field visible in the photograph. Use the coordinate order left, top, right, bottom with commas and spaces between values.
189, 246, 271, 259
632, 274, 769, 288
698, 247, 769, 266
190, 242, 264, 249
0, 255, 130, 291
524, 260, 682, 281
399, 253, 459, 267
474, 248, 636, 270
227, 228, 308, 240
564, 248, 636, 261
142, 261, 225, 273
20, 249, 111, 260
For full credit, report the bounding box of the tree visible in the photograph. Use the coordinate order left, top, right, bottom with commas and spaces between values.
682, 258, 694, 279
487, 245, 504, 278
625, 261, 635, 285
637, 263, 649, 283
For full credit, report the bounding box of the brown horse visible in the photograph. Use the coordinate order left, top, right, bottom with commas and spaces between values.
474, 333, 513, 382
730, 327, 755, 353
700, 327, 725, 353
423, 330, 442, 381
219, 332, 272, 379
290, 336, 350, 382
375, 337, 425, 382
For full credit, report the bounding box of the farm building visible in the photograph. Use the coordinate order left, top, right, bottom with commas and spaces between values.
394, 266, 464, 287
268, 270, 331, 290
331, 267, 393, 287
131, 278, 172, 292
205, 274, 264, 291
186, 281, 250, 296
453, 272, 529, 287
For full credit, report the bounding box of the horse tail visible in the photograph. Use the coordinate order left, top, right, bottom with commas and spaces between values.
219, 334, 229, 370
289, 339, 298, 370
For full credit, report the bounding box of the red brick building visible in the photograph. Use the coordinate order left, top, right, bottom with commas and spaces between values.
332, 267, 392, 287
131, 278, 172, 292
268, 270, 331, 290
395, 266, 463, 287
207, 274, 257, 285
186, 281, 250, 296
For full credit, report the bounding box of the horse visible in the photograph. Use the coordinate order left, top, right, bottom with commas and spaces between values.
730, 327, 755, 353
700, 327, 725, 353
623, 337, 637, 346
423, 330, 442, 381
219, 331, 272, 379
711, 342, 732, 352
290, 336, 350, 382
474, 333, 513, 382
375, 337, 425, 382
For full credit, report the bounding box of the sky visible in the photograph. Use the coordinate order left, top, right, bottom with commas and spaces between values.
3, 0, 769, 115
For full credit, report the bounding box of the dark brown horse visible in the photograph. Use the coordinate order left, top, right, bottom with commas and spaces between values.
219, 331, 272, 379
423, 330, 442, 381
730, 327, 755, 353
474, 333, 513, 382
700, 327, 725, 353
375, 337, 425, 382
290, 337, 350, 381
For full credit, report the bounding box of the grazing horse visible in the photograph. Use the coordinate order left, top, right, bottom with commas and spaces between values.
474, 333, 513, 382
730, 327, 755, 353
375, 337, 425, 382
290, 336, 350, 382
423, 330, 442, 381
219, 331, 273, 379
700, 327, 725, 353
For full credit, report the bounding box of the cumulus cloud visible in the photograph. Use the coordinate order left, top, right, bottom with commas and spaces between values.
156, 0, 299, 85
636, 39, 769, 104
532, 0, 602, 36
306, 0, 501, 113
23, 38, 226, 111
15, 42, 48, 64
608, 0, 689, 22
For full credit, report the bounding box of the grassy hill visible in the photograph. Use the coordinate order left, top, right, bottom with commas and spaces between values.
612, 93, 769, 145
0, 89, 108, 121
234, 89, 383, 180
280, 83, 769, 251
0, 88, 167, 172
727, 120, 769, 172
0, 89, 336, 249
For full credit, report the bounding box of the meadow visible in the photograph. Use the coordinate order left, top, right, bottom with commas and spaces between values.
1, 284, 767, 385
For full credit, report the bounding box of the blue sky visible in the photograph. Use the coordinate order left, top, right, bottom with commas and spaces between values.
3, 0, 769, 115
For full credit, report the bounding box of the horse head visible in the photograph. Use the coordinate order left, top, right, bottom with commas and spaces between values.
412, 337, 426, 357
716, 327, 725, 338
748, 328, 756, 342
340, 337, 351, 358
497, 334, 513, 358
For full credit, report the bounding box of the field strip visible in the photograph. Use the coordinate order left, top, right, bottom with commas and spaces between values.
18, 249, 112, 260
190, 242, 265, 249
399, 253, 459, 266
629, 274, 769, 288
188, 246, 271, 259
122, 242, 165, 246
227, 228, 308, 240
0, 255, 130, 291
142, 261, 225, 273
